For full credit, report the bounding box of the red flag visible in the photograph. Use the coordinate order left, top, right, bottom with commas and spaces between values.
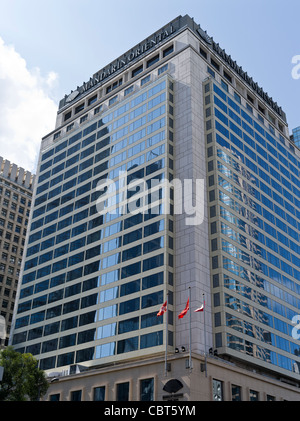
194, 301, 205, 312
178, 298, 189, 319
157, 300, 167, 317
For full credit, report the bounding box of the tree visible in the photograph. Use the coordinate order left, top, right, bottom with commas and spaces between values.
0, 346, 49, 401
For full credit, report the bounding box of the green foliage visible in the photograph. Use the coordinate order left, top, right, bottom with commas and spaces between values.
0, 346, 49, 401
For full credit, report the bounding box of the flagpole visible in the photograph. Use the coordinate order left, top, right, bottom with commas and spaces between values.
165, 292, 168, 377
203, 293, 207, 377
189, 287, 192, 371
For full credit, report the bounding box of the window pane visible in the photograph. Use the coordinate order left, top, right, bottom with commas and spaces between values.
94, 386, 105, 401
140, 378, 154, 401
70, 390, 82, 401
117, 382, 129, 401
212, 379, 223, 401
231, 385, 241, 401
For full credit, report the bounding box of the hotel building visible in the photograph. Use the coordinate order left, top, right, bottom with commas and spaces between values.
9, 15, 300, 400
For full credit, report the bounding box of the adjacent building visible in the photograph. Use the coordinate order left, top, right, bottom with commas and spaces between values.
292, 127, 300, 148
9, 15, 300, 400
0, 157, 34, 346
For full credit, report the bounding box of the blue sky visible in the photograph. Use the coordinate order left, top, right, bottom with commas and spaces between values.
0, 0, 299, 171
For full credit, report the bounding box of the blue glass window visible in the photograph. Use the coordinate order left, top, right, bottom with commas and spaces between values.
52, 259, 68, 273
37, 265, 51, 278
63, 299, 80, 315
122, 245, 141, 262
143, 254, 164, 272
141, 291, 163, 309
30, 311, 45, 325
48, 289, 64, 304
117, 336, 138, 354
143, 237, 164, 254
70, 237, 86, 252
66, 267, 82, 283
41, 237, 55, 251
213, 84, 227, 101
68, 252, 84, 266
142, 272, 164, 290
121, 262, 141, 279
140, 331, 163, 349
119, 298, 139, 315
120, 280, 140, 297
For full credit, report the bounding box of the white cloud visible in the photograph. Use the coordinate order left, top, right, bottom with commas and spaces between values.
0, 37, 58, 173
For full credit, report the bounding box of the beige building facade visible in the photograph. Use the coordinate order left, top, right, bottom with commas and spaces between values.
43, 352, 300, 401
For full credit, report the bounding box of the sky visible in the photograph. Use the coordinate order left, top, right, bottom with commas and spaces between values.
0, 0, 299, 173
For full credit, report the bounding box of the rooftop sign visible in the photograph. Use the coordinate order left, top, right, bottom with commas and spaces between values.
58, 17, 181, 110
197, 28, 286, 121
58, 15, 286, 122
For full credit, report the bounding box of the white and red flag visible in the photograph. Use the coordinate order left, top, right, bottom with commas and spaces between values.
157, 300, 167, 317
194, 301, 205, 313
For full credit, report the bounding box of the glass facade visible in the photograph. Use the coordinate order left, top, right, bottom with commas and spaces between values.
12, 74, 175, 370
205, 78, 300, 376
